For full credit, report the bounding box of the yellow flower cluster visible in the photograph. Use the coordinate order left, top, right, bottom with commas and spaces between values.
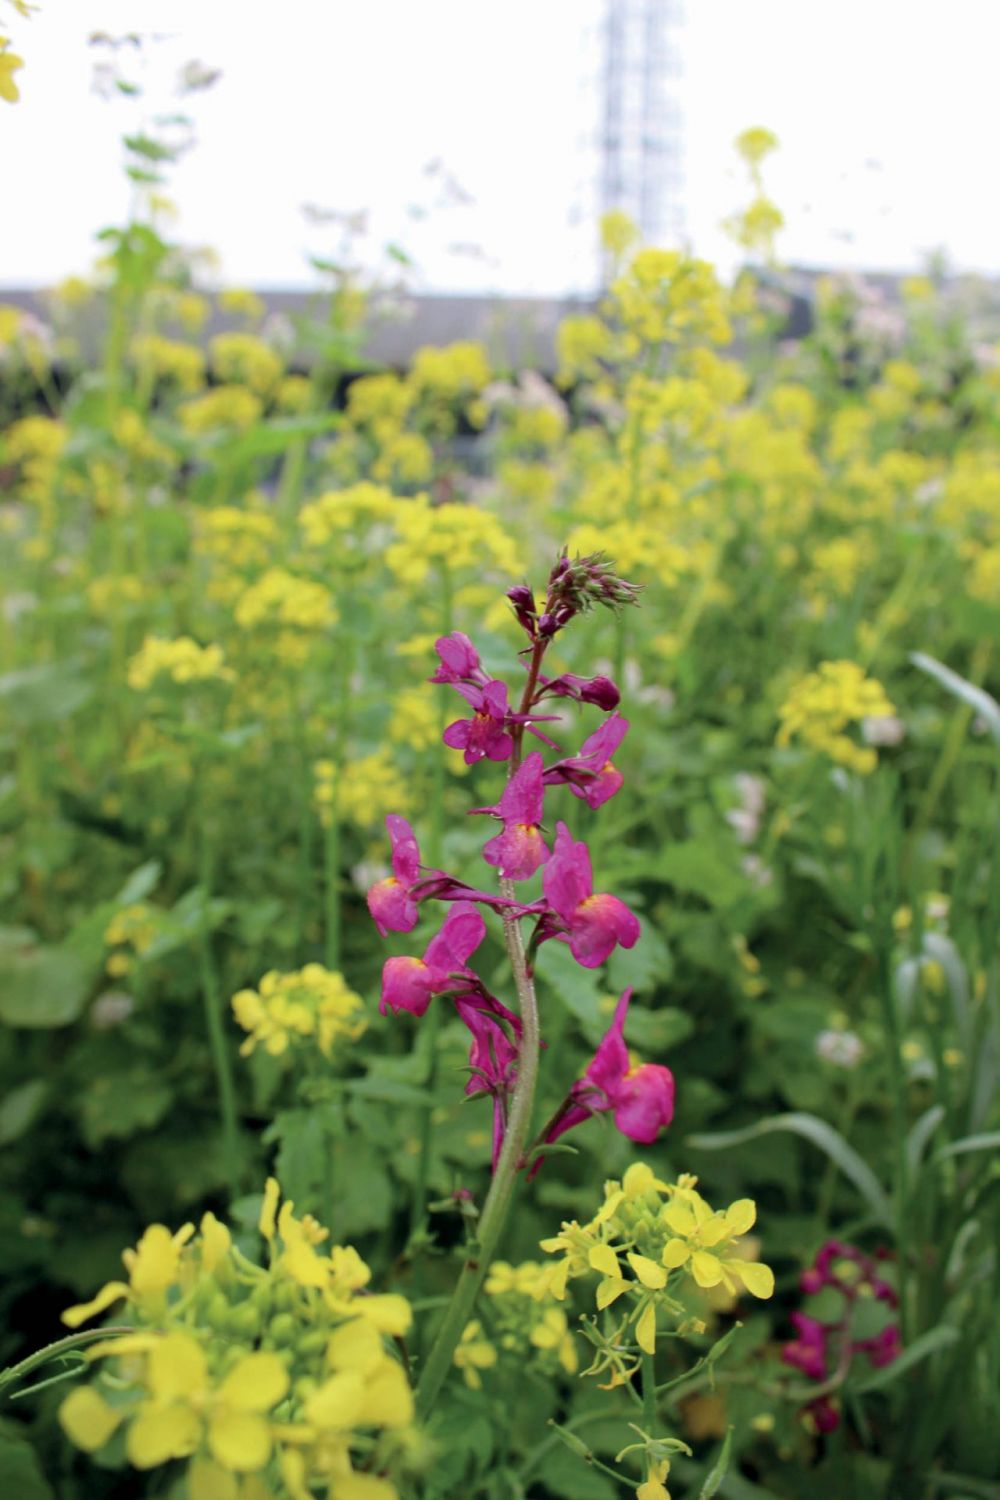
231, 964, 366, 1061
132, 334, 206, 393
539, 1164, 773, 1361
59, 1183, 417, 1500
234, 568, 337, 633
611, 249, 731, 349
194, 503, 279, 569
385, 499, 520, 585
408, 340, 491, 405
87, 573, 144, 617
127, 635, 232, 692
180, 385, 263, 434
777, 659, 896, 774
387, 687, 439, 751
210, 333, 284, 395
299, 483, 399, 550
453, 1260, 578, 1390
314, 752, 411, 830
104, 902, 160, 977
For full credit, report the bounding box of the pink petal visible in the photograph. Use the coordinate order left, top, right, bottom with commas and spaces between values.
386, 814, 421, 886
367, 877, 418, 936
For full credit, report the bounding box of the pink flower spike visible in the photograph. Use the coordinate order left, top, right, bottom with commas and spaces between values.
542, 822, 640, 968
380, 901, 485, 1017
543, 714, 629, 810
542, 988, 675, 1153
482, 752, 550, 881
367, 815, 421, 935
430, 631, 486, 685
443, 680, 514, 764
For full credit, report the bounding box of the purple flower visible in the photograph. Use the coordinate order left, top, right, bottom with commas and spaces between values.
543, 714, 629, 809
367, 815, 421, 935
781, 1313, 829, 1382
541, 822, 640, 967
481, 752, 550, 881
535, 673, 620, 711
443, 680, 514, 765
543, 988, 675, 1148
455, 993, 521, 1170
380, 901, 485, 1017
430, 631, 487, 686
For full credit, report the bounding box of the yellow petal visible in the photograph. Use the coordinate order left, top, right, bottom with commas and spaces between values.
126, 1401, 201, 1468
635, 1299, 658, 1355
279, 1449, 312, 1500
327, 1318, 383, 1374
724, 1198, 757, 1236
200, 1212, 232, 1272
591, 1189, 624, 1225
84, 1333, 157, 1361
547, 1257, 570, 1301
304, 1370, 365, 1430
188, 1456, 238, 1500
355, 1360, 414, 1428
588, 1243, 620, 1277
596, 1275, 629, 1310
731, 1259, 775, 1299
696, 1215, 730, 1249
218, 1351, 289, 1411
336, 1473, 399, 1500
208, 1409, 273, 1472
662, 1202, 696, 1237
690, 1251, 724, 1288
62, 1280, 130, 1328
259, 1177, 280, 1242
627, 1252, 667, 1289
58, 1386, 123, 1451
147, 1332, 207, 1401
661, 1238, 690, 1269
353, 1293, 412, 1336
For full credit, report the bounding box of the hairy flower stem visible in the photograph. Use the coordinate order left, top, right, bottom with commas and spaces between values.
196, 806, 241, 1199
642, 1350, 658, 1476
410, 571, 453, 1242
415, 637, 548, 1417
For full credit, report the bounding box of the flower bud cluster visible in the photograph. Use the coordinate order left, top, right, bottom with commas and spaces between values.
231, 964, 367, 1061
453, 1260, 579, 1388
539, 1164, 774, 1366
58, 1181, 419, 1499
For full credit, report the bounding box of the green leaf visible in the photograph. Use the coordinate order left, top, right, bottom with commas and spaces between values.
851, 1324, 958, 1393
932, 1131, 1000, 1164
79, 1068, 174, 1148
906, 1105, 946, 1174
910, 652, 1000, 745
114, 859, 162, 907
0, 927, 91, 1028
0, 1080, 48, 1146
655, 840, 748, 908
687, 1112, 893, 1227
0, 662, 93, 726
0, 1432, 54, 1500
535, 943, 606, 1045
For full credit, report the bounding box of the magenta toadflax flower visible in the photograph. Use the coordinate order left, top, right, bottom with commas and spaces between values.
443, 679, 514, 765
543, 713, 629, 809
380, 902, 485, 1017
456, 994, 521, 1169
534, 672, 620, 711
481, 752, 550, 881
367, 815, 422, 935
430, 631, 488, 687
543, 988, 675, 1150
540, 822, 640, 968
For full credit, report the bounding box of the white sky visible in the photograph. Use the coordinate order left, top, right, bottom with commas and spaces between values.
2, 0, 999, 293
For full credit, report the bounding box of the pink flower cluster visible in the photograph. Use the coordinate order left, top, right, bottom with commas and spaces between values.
365, 570, 675, 1174
782, 1240, 901, 1434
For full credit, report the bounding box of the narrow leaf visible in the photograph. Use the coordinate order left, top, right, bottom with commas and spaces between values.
851, 1324, 958, 1393
687, 1113, 892, 1226
910, 652, 1000, 745
699, 1428, 733, 1499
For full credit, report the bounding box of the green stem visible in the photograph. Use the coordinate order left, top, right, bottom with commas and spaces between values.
0, 1328, 133, 1398
642, 1350, 658, 1479
196, 797, 241, 1198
